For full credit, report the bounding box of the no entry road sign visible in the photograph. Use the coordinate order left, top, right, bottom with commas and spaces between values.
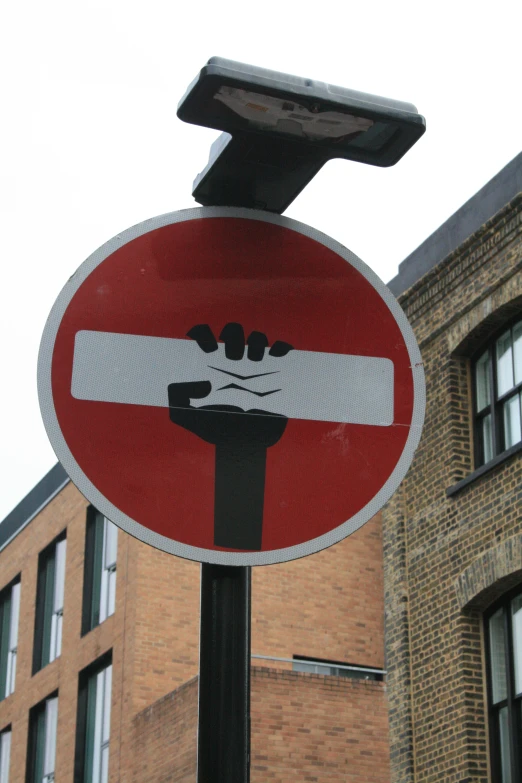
38, 207, 425, 566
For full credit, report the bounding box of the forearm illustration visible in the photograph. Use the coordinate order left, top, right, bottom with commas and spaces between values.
168, 323, 293, 550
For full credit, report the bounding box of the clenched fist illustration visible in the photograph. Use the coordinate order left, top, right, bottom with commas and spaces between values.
168, 323, 294, 551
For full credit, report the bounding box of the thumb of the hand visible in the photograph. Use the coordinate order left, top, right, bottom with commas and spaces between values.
168, 381, 211, 410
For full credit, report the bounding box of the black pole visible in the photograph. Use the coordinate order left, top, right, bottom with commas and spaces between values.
197, 564, 251, 783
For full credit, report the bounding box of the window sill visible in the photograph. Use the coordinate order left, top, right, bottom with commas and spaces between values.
446, 441, 522, 497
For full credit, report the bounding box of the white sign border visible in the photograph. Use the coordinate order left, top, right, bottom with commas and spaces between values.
38, 206, 425, 566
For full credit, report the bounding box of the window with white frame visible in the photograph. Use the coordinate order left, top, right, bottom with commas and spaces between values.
0, 728, 11, 783
0, 580, 20, 699
33, 535, 66, 673
27, 694, 58, 783
82, 510, 117, 635
473, 317, 522, 466
76, 657, 112, 783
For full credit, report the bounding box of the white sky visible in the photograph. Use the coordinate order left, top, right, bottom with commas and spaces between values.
1, 0, 521, 521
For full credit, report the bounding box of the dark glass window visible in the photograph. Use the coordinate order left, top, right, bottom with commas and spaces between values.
0, 579, 20, 699
473, 317, 522, 466
82, 509, 117, 636
75, 653, 112, 783
485, 586, 522, 782
33, 535, 66, 674
26, 694, 58, 783
292, 655, 384, 680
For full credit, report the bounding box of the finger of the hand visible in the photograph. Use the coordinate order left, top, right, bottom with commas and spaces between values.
186, 324, 218, 353
246, 331, 269, 361
168, 381, 211, 408
219, 322, 245, 360
269, 340, 294, 357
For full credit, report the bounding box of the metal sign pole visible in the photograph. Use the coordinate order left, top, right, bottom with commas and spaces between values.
35, 55, 426, 783
197, 564, 251, 783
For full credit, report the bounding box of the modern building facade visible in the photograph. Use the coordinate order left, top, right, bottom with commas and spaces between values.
383, 152, 522, 783
0, 463, 390, 782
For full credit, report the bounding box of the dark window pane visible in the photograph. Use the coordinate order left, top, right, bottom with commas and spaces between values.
497, 330, 514, 397
482, 414, 494, 464
489, 608, 508, 703
91, 514, 104, 629
512, 595, 522, 695
475, 350, 491, 411
503, 393, 522, 449
498, 706, 512, 783
0, 591, 12, 700
514, 321, 522, 385
41, 552, 56, 669
33, 707, 46, 783
83, 670, 98, 782
83, 510, 105, 634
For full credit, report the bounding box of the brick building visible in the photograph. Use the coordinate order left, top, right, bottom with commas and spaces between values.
0, 462, 390, 781
383, 152, 522, 782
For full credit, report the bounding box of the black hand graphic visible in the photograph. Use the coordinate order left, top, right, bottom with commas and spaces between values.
168, 323, 291, 448
168, 323, 293, 550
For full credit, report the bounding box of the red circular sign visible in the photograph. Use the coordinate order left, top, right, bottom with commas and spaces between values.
38, 208, 424, 565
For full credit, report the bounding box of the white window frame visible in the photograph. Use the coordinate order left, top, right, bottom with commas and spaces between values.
99, 520, 117, 624
91, 664, 112, 783
49, 540, 66, 664
4, 582, 20, 698
0, 729, 11, 783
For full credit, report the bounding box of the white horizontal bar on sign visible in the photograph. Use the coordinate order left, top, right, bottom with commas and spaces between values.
71, 330, 394, 426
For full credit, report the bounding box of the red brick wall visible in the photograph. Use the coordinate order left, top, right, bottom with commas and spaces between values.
130, 513, 386, 713
0, 482, 129, 782
131, 667, 391, 783
0, 481, 388, 781
253, 514, 385, 669
251, 667, 390, 783
132, 676, 198, 783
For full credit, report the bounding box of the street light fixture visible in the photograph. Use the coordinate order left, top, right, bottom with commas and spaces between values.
178, 57, 426, 213
177, 57, 426, 783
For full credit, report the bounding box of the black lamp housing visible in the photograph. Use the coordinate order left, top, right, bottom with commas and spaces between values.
178, 57, 426, 213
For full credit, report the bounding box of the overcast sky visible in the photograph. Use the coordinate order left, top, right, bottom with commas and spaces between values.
1, 0, 520, 521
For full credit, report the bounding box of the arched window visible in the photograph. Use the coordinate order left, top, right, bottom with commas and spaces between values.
473, 317, 522, 466
485, 585, 522, 782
